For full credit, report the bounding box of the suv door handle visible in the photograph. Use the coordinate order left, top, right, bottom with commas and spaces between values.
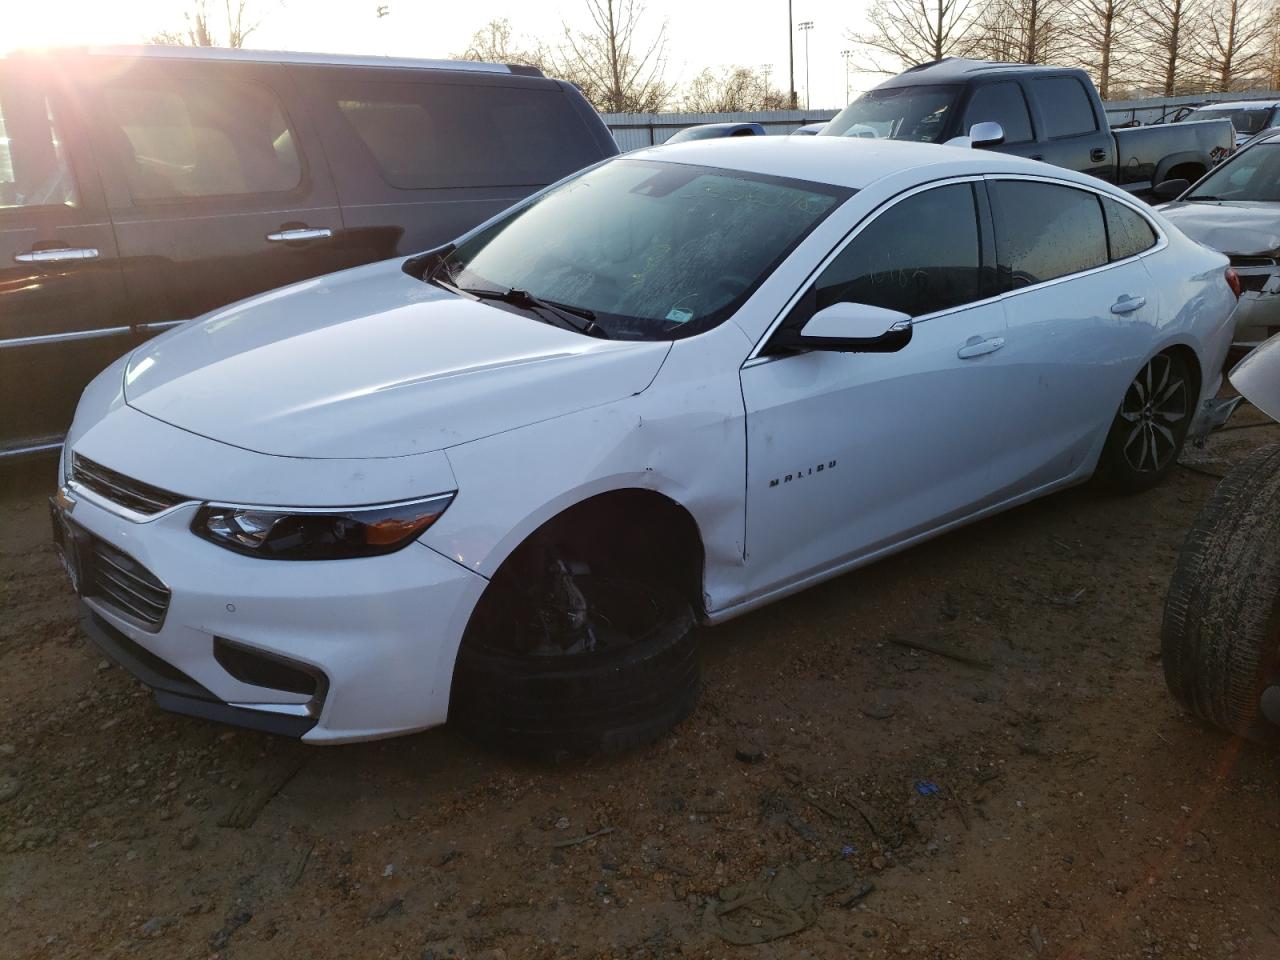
266, 227, 333, 243
957, 335, 1006, 359
14, 247, 100, 263
1091, 148, 1108, 162
1110, 295, 1146, 314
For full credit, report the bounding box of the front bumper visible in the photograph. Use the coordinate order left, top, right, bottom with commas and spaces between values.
1227, 269, 1280, 348
58, 486, 488, 743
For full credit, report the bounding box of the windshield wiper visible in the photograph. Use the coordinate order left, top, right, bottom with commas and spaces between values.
1186, 195, 1222, 201
464, 287, 603, 336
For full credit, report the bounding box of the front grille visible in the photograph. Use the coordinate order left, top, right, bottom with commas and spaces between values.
72, 454, 186, 516
85, 538, 171, 631
1229, 255, 1276, 268
1238, 273, 1271, 293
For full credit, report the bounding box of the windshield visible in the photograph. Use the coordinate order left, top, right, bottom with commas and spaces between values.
820, 85, 960, 142
1187, 142, 1280, 201
435, 159, 849, 340
1195, 107, 1272, 134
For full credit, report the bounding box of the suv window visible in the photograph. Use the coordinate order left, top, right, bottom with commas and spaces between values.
330, 81, 600, 189
990, 180, 1108, 286
103, 81, 300, 201
1031, 77, 1098, 138
964, 83, 1033, 144
815, 183, 982, 317
0, 85, 78, 209
1102, 197, 1158, 261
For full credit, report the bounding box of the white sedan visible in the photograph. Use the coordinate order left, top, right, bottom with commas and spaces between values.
53, 137, 1240, 756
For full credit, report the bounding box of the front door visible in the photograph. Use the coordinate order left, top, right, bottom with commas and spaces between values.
0, 63, 128, 454
739, 181, 1011, 600
80, 56, 354, 335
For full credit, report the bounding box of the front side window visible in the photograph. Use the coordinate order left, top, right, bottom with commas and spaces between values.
964, 83, 1034, 144
1030, 77, 1098, 138
821, 85, 961, 143
103, 81, 300, 200
0, 84, 78, 210
1187, 142, 1280, 201
332, 81, 601, 190
814, 183, 982, 317
990, 180, 1108, 287
437, 159, 849, 340
1103, 197, 1158, 261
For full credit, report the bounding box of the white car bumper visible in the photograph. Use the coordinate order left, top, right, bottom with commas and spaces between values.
55, 486, 487, 744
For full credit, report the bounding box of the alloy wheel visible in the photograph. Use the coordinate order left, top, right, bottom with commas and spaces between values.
1118, 354, 1188, 473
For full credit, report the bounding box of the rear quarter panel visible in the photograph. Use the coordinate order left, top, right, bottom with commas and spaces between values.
1114, 119, 1233, 188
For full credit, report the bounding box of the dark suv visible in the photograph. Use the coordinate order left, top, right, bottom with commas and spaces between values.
0, 46, 617, 458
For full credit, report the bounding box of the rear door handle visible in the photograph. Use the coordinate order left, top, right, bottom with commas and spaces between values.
266, 227, 333, 243
14, 247, 100, 263
957, 335, 1006, 359
1111, 295, 1146, 314
1091, 148, 1108, 162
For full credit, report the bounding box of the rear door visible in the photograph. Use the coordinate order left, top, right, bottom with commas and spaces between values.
295, 65, 609, 262
1025, 75, 1115, 182
987, 177, 1160, 492
0, 60, 128, 455
83, 55, 354, 335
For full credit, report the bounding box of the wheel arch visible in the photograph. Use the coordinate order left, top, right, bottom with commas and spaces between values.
1155, 152, 1207, 187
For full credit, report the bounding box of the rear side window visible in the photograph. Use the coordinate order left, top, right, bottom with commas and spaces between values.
815, 183, 982, 317
990, 180, 1107, 286
1102, 197, 1158, 261
330, 81, 600, 189
1030, 77, 1098, 138
964, 83, 1033, 144
103, 81, 300, 201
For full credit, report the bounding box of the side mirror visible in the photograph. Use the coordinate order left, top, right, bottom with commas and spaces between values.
1153, 178, 1191, 201
968, 121, 1005, 148
777, 301, 913, 353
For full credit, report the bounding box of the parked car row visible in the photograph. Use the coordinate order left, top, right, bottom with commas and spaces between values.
0, 45, 618, 458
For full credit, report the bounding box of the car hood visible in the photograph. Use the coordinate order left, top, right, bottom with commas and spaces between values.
1230, 332, 1280, 421
1157, 201, 1280, 256
124, 259, 671, 459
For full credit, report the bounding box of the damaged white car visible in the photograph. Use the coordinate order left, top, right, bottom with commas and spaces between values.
53, 137, 1241, 756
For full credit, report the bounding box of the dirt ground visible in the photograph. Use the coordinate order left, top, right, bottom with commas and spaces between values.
2, 413, 1279, 960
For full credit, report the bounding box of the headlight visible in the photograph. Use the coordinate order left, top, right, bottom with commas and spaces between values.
192, 494, 455, 560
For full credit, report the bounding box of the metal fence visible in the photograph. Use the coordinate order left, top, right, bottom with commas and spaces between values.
601, 90, 1280, 150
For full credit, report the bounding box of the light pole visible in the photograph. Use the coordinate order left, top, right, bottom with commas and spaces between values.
841, 48, 852, 104
799, 21, 814, 110
787, 1, 796, 110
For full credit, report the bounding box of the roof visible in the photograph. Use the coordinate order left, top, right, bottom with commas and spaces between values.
1192, 100, 1280, 111
630, 134, 1098, 191
1, 44, 537, 76
878, 57, 1080, 87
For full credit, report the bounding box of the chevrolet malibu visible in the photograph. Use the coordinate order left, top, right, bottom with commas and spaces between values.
52, 137, 1240, 757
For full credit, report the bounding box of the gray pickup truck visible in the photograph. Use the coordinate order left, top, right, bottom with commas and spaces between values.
821, 58, 1233, 193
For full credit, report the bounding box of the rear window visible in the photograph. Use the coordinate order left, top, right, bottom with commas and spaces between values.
990, 180, 1108, 286
103, 81, 300, 200
1030, 77, 1098, 138
330, 81, 601, 190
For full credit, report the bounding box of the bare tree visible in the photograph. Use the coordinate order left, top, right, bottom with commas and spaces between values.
552, 0, 674, 113
1137, 0, 1201, 94
1062, 0, 1135, 97
454, 18, 547, 69
151, 0, 268, 47
967, 0, 1065, 63
682, 66, 789, 111
1193, 0, 1272, 90
847, 0, 979, 73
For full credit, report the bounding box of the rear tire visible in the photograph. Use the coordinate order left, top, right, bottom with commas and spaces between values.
1098, 351, 1195, 493
1161, 443, 1280, 742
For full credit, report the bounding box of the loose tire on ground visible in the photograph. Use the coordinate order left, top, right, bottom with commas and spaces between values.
449, 577, 699, 762
1098, 350, 1196, 493
1161, 442, 1280, 742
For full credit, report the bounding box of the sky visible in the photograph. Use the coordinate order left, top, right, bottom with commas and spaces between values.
2, 0, 885, 110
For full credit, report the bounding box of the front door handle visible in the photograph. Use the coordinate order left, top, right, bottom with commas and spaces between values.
957, 335, 1006, 359
266, 227, 333, 243
14, 247, 100, 263
1091, 148, 1108, 163
1111, 295, 1146, 315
